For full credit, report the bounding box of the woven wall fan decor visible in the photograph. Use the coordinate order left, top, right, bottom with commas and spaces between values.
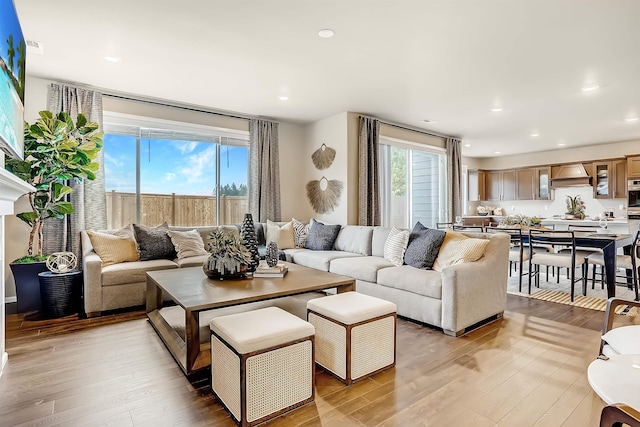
311, 143, 336, 170
306, 177, 343, 214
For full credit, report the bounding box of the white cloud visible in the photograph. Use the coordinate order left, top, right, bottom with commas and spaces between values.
165, 173, 176, 181
181, 145, 216, 184
104, 152, 124, 168
175, 141, 200, 155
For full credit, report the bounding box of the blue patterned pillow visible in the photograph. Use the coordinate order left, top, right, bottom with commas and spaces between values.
305, 219, 341, 251
403, 222, 446, 269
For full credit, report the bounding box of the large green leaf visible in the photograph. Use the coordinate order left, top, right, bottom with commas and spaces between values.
55, 201, 74, 214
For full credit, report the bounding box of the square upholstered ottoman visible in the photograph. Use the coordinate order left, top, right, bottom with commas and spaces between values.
307, 291, 396, 385
210, 307, 315, 426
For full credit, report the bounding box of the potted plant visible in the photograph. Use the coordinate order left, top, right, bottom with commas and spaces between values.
5, 110, 103, 312
565, 195, 586, 219
202, 229, 252, 280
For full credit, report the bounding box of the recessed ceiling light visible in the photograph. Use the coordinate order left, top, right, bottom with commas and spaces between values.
491, 107, 503, 113
494, 151, 501, 154
625, 117, 639, 123
277, 96, 289, 101
464, 144, 471, 148
530, 132, 540, 137
558, 143, 566, 146
422, 119, 438, 124
581, 84, 599, 92
104, 55, 121, 63
318, 29, 334, 39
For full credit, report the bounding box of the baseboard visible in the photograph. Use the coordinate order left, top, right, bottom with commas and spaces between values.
1, 351, 7, 378
4, 297, 17, 315
4, 296, 16, 303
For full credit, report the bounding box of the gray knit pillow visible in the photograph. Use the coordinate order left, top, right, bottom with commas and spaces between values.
305, 219, 341, 251
133, 223, 177, 260
403, 222, 446, 269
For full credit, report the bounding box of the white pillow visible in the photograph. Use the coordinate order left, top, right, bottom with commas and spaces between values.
266, 220, 296, 249
383, 227, 410, 266
166, 229, 208, 259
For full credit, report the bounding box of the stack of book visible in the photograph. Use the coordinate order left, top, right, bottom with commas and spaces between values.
253, 262, 288, 278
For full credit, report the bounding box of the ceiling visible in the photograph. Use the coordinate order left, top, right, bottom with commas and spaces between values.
14, 0, 640, 158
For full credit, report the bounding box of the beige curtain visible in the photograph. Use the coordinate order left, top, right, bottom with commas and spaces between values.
358, 116, 380, 226
43, 83, 105, 256
446, 137, 462, 222
248, 119, 281, 222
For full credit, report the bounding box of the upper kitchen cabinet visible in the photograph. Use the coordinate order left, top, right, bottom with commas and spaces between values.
593, 160, 626, 199
535, 166, 551, 200
486, 169, 515, 201
468, 169, 486, 201
628, 155, 640, 178
516, 168, 535, 200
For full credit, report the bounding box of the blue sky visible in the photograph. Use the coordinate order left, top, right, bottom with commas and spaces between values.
104, 134, 249, 195
0, 0, 24, 82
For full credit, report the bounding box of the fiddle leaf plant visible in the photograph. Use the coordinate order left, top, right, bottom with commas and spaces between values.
5, 111, 103, 257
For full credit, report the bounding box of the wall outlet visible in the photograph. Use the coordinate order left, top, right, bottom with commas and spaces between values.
619, 204, 625, 210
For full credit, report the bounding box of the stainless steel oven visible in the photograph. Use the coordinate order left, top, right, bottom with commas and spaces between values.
628, 179, 640, 219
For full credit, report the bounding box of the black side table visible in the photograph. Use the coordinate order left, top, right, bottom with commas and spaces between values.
38, 270, 83, 318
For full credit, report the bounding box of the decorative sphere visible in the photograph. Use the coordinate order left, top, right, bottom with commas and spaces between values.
46, 252, 78, 273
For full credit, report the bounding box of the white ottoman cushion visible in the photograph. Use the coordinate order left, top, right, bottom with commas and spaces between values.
307, 291, 396, 324
210, 307, 315, 354
602, 325, 640, 355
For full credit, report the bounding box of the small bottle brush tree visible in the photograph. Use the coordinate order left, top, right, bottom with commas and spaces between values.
5, 111, 103, 258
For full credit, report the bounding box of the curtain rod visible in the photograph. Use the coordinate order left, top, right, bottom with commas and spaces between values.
368, 115, 457, 140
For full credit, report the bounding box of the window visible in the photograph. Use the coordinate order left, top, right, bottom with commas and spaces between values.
103, 115, 249, 228
379, 137, 447, 229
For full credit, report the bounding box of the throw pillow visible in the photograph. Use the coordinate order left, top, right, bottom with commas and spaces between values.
166, 229, 208, 259
432, 230, 490, 272
86, 230, 139, 266
266, 220, 296, 249
383, 227, 410, 266
305, 219, 341, 251
403, 222, 446, 270
133, 223, 177, 261
292, 218, 310, 248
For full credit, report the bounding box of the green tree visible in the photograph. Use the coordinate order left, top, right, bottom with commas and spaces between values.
16, 40, 25, 98
6, 34, 15, 72
391, 147, 407, 196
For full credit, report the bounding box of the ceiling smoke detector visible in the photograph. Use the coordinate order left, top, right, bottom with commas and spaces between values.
26, 40, 44, 55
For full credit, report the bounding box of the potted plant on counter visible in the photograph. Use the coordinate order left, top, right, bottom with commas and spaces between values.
565, 195, 586, 220
5, 111, 103, 312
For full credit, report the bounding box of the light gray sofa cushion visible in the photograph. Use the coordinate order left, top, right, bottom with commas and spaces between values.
176, 254, 210, 268
329, 256, 394, 283
101, 258, 178, 286
334, 226, 374, 256
377, 265, 442, 299
372, 227, 393, 257
292, 250, 361, 271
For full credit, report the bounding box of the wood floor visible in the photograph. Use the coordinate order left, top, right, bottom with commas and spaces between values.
1, 294, 638, 427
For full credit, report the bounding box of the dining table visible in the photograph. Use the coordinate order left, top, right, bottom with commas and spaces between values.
522, 231, 634, 298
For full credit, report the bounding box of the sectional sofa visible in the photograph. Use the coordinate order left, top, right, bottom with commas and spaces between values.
81, 223, 509, 336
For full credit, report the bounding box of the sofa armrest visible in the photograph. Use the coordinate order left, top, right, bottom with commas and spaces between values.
82, 252, 103, 316
440, 233, 510, 335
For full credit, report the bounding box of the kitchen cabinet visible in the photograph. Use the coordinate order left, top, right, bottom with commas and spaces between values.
468, 169, 486, 201
516, 168, 535, 200
593, 160, 626, 199
535, 166, 551, 200
628, 155, 640, 178
486, 170, 515, 201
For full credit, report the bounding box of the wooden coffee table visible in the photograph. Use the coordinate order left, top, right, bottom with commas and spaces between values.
146, 262, 355, 375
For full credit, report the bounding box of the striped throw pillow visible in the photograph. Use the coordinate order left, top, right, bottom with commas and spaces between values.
383, 227, 410, 266
167, 229, 208, 259
292, 218, 310, 248
86, 230, 139, 266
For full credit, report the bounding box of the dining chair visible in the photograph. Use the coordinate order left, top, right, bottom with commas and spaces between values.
586, 230, 640, 301
528, 229, 588, 301
486, 226, 528, 291
599, 404, 640, 427
599, 297, 640, 356
558, 224, 604, 282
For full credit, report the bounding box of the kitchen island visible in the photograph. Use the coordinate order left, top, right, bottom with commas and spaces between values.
541, 218, 639, 234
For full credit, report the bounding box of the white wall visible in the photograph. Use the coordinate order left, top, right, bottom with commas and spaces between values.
300, 112, 350, 224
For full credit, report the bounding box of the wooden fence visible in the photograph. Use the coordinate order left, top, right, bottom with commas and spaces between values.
106, 191, 248, 229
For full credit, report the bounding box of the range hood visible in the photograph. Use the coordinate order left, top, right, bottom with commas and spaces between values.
550, 163, 593, 188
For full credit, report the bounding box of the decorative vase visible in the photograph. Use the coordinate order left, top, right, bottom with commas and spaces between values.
202, 256, 247, 280
265, 241, 279, 267
241, 213, 260, 273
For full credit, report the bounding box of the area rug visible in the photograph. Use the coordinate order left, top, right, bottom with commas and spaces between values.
529, 289, 638, 315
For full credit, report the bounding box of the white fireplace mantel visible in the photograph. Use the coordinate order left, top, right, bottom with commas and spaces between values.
0, 167, 35, 378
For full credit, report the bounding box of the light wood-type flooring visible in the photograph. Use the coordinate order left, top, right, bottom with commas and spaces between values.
2, 294, 639, 427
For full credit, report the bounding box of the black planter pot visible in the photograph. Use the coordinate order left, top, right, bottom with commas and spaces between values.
9, 261, 49, 313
